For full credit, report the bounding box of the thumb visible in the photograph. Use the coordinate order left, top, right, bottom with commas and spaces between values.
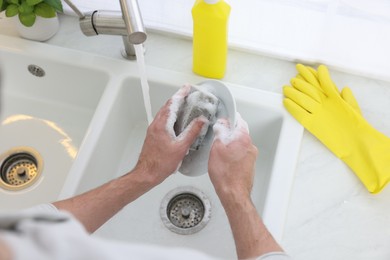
341, 87, 362, 115
178, 116, 209, 145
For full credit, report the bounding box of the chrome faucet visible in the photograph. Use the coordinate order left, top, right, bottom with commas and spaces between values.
79, 0, 147, 60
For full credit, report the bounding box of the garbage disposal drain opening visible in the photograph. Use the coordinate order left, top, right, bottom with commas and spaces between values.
28, 64, 45, 77
160, 186, 211, 235
167, 193, 205, 229
0, 147, 43, 191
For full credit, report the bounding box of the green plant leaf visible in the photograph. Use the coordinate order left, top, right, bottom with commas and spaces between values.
19, 11, 35, 26
26, 0, 42, 6
7, 0, 19, 5
5, 4, 18, 16
18, 1, 33, 13
34, 2, 54, 17
43, 0, 61, 12
0, 0, 3, 12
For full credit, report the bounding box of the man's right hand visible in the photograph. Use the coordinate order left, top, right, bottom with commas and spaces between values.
208, 113, 285, 259
208, 113, 258, 202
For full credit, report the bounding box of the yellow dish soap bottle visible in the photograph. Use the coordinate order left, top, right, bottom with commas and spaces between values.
192, 0, 231, 79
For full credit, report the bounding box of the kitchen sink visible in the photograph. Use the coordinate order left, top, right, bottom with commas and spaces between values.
0, 34, 303, 259
63, 69, 303, 258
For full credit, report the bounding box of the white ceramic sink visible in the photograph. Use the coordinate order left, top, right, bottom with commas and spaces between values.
0, 35, 112, 209
0, 34, 303, 259
60, 65, 303, 257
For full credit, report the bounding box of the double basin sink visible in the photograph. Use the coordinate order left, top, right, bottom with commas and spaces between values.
0, 34, 302, 259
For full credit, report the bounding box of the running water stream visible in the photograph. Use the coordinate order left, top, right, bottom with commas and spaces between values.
134, 44, 153, 124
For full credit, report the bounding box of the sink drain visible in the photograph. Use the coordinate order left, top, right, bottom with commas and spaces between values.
160, 186, 211, 235
27, 64, 45, 77
0, 147, 43, 191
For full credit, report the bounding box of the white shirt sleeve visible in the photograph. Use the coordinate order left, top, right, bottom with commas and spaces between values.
22, 203, 59, 213
257, 252, 292, 260
0, 203, 293, 260
0, 204, 215, 260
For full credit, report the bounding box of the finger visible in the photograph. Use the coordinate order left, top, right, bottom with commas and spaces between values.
235, 112, 249, 134
213, 115, 250, 145
341, 87, 362, 114
283, 86, 319, 113
213, 117, 231, 143
290, 78, 323, 103
178, 116, 208, 144
230, 113, 254, 145
165, 84, 193, 136
317, 65, 339, 96
283, 98, 311, 126
296, 64, 321, 90
169, 84, 193, 112
161, 84, 192, 113
213, 117, 230, 135
173, 83, 192, 100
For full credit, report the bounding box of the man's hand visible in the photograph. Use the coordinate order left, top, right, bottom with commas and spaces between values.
53, 85, 207, 233
0, 239, 12, 260
208, 113, 258, 200
135, 84, 207, 186
208, 113, 284, 259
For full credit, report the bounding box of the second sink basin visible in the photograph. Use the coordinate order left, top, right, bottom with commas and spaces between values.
0, 36, 108, 209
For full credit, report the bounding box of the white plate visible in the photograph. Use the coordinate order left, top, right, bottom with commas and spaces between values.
179, 80, 237, 177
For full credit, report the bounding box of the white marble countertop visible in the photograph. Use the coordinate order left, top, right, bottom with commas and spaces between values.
2, 14, 390, 260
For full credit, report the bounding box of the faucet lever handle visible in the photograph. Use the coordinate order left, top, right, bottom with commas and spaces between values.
63, 0, 85, 19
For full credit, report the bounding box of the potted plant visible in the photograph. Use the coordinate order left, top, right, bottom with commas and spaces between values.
0, 0, 63, 41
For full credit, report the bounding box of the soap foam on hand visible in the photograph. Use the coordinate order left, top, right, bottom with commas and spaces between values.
165, 84, 193, 139
174, 86, 219, 150
213, 112, 249, 145
166, 80, 237, 177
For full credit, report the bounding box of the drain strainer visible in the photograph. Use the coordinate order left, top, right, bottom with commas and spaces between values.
28, 64, 45, 77
0, 147, 43, 191
160, 186, 211, 235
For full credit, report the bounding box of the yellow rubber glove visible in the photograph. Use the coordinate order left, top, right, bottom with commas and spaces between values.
283, 64, 390, 193
295, 64, 362, 114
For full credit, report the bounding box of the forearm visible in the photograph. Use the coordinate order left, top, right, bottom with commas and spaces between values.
0, 239, 12, 260
53, 167, 156, 233
52, 87, 205, 233
220, 191, 283, 259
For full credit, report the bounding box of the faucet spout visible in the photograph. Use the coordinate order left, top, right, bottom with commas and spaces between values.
119, 0, 146, 45
79, 0, 147, 59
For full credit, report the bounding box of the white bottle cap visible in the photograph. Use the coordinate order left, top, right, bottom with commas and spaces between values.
204, 0, 219, 4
